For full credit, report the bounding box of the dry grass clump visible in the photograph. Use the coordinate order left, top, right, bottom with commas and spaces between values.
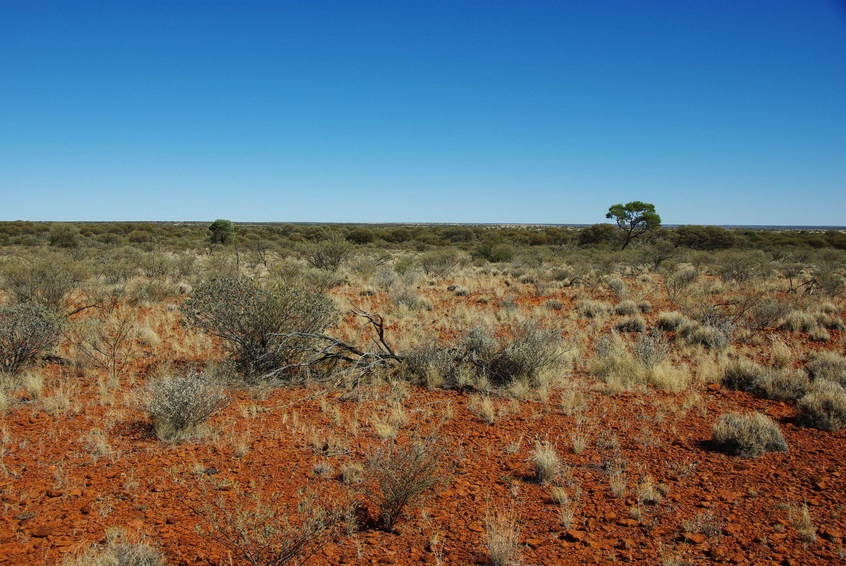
677, 321, 729, 350
614, 300, 638, 316
758, 369, 810, 402
576, 299, 610, 319
484, 508, 521, 566
797, 380, 846, 431
469, 395, 499, 424
145, 371, 227, 442
531, 439, 561, 483
721, 359, 765, 392
780, 310, 821, 333
657, 311, 687, 331
614, 316, 646, 333
805, 351, 846, 386
711, 412, 788, 458
62, 528, 166, 566
589, 334, 644, 392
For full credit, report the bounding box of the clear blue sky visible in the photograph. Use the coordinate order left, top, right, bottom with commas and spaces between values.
2, 1, 844, 225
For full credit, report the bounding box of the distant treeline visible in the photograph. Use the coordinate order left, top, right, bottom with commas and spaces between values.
0, 220, 844, 252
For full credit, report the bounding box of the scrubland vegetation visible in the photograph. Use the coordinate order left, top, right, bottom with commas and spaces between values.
0, 220, 844, 565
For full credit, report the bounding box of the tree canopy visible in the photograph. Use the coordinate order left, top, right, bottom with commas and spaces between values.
605, 201, 661, 249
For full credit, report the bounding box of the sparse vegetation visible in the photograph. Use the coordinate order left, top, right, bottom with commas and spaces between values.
712, 412, 788, 458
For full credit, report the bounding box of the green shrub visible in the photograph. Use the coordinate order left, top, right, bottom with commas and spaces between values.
208, 219, 235, 245
305, 236, 352, 271
49, 223, 80, 248
1, 254, 86, 311
146, 371, 226, 442
180, 275, 336, 379
798, 380, 846, 431
0, 304, 61, 374
712, 412, 788, 458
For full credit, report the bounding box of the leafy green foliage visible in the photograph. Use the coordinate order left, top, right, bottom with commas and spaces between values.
208, 219, 235, 245
605, 201, 661, 249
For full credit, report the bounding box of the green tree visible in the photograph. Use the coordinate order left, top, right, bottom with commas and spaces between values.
49, 223, 80, 248
208, 219, 235, 245
605, 201, 661, 250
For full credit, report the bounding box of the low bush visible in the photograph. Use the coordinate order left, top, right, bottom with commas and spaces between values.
614, 316, 645, 333
657, 311, 687, 331
461, 323, 565, 387
711, 412, 788, 458
62, 529, 166, 566
758, 369, 810, 402
576, 299, 610, 318
614, 300, 638, 316
1, 254, 87, 311
146, 371, 226, 442
198, 488, 351, 566
368, 440, 443, 531
419, 249, 462, 278
722, 359, 766, 393
0, 303, 61, 374
305, 236, 352, 271
805, 351, 846, 386
798, 380, 846, 431
180, 275, 336, 379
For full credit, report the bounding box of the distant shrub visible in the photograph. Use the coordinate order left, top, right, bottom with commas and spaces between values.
127, 230, 153, 244
805, 351, 846, 386
0, 304, 61, 374
1, 254, 86, 311
476, 241, 514, 263
208, 219, 235, 245
614, 316, 645, 333
711, 412, 788, 458
146, 371, 226, 442
798, 380, 846, 431
345, 227, 375, 244
49, 223, 80, 248
305, 236, 352, 271
368, 440, 443, 531
419, 249, 461, 278
747, 299, 790, 330
633, 331, 669, 369
180, 275, 336, 379
678, 322, 729, 350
